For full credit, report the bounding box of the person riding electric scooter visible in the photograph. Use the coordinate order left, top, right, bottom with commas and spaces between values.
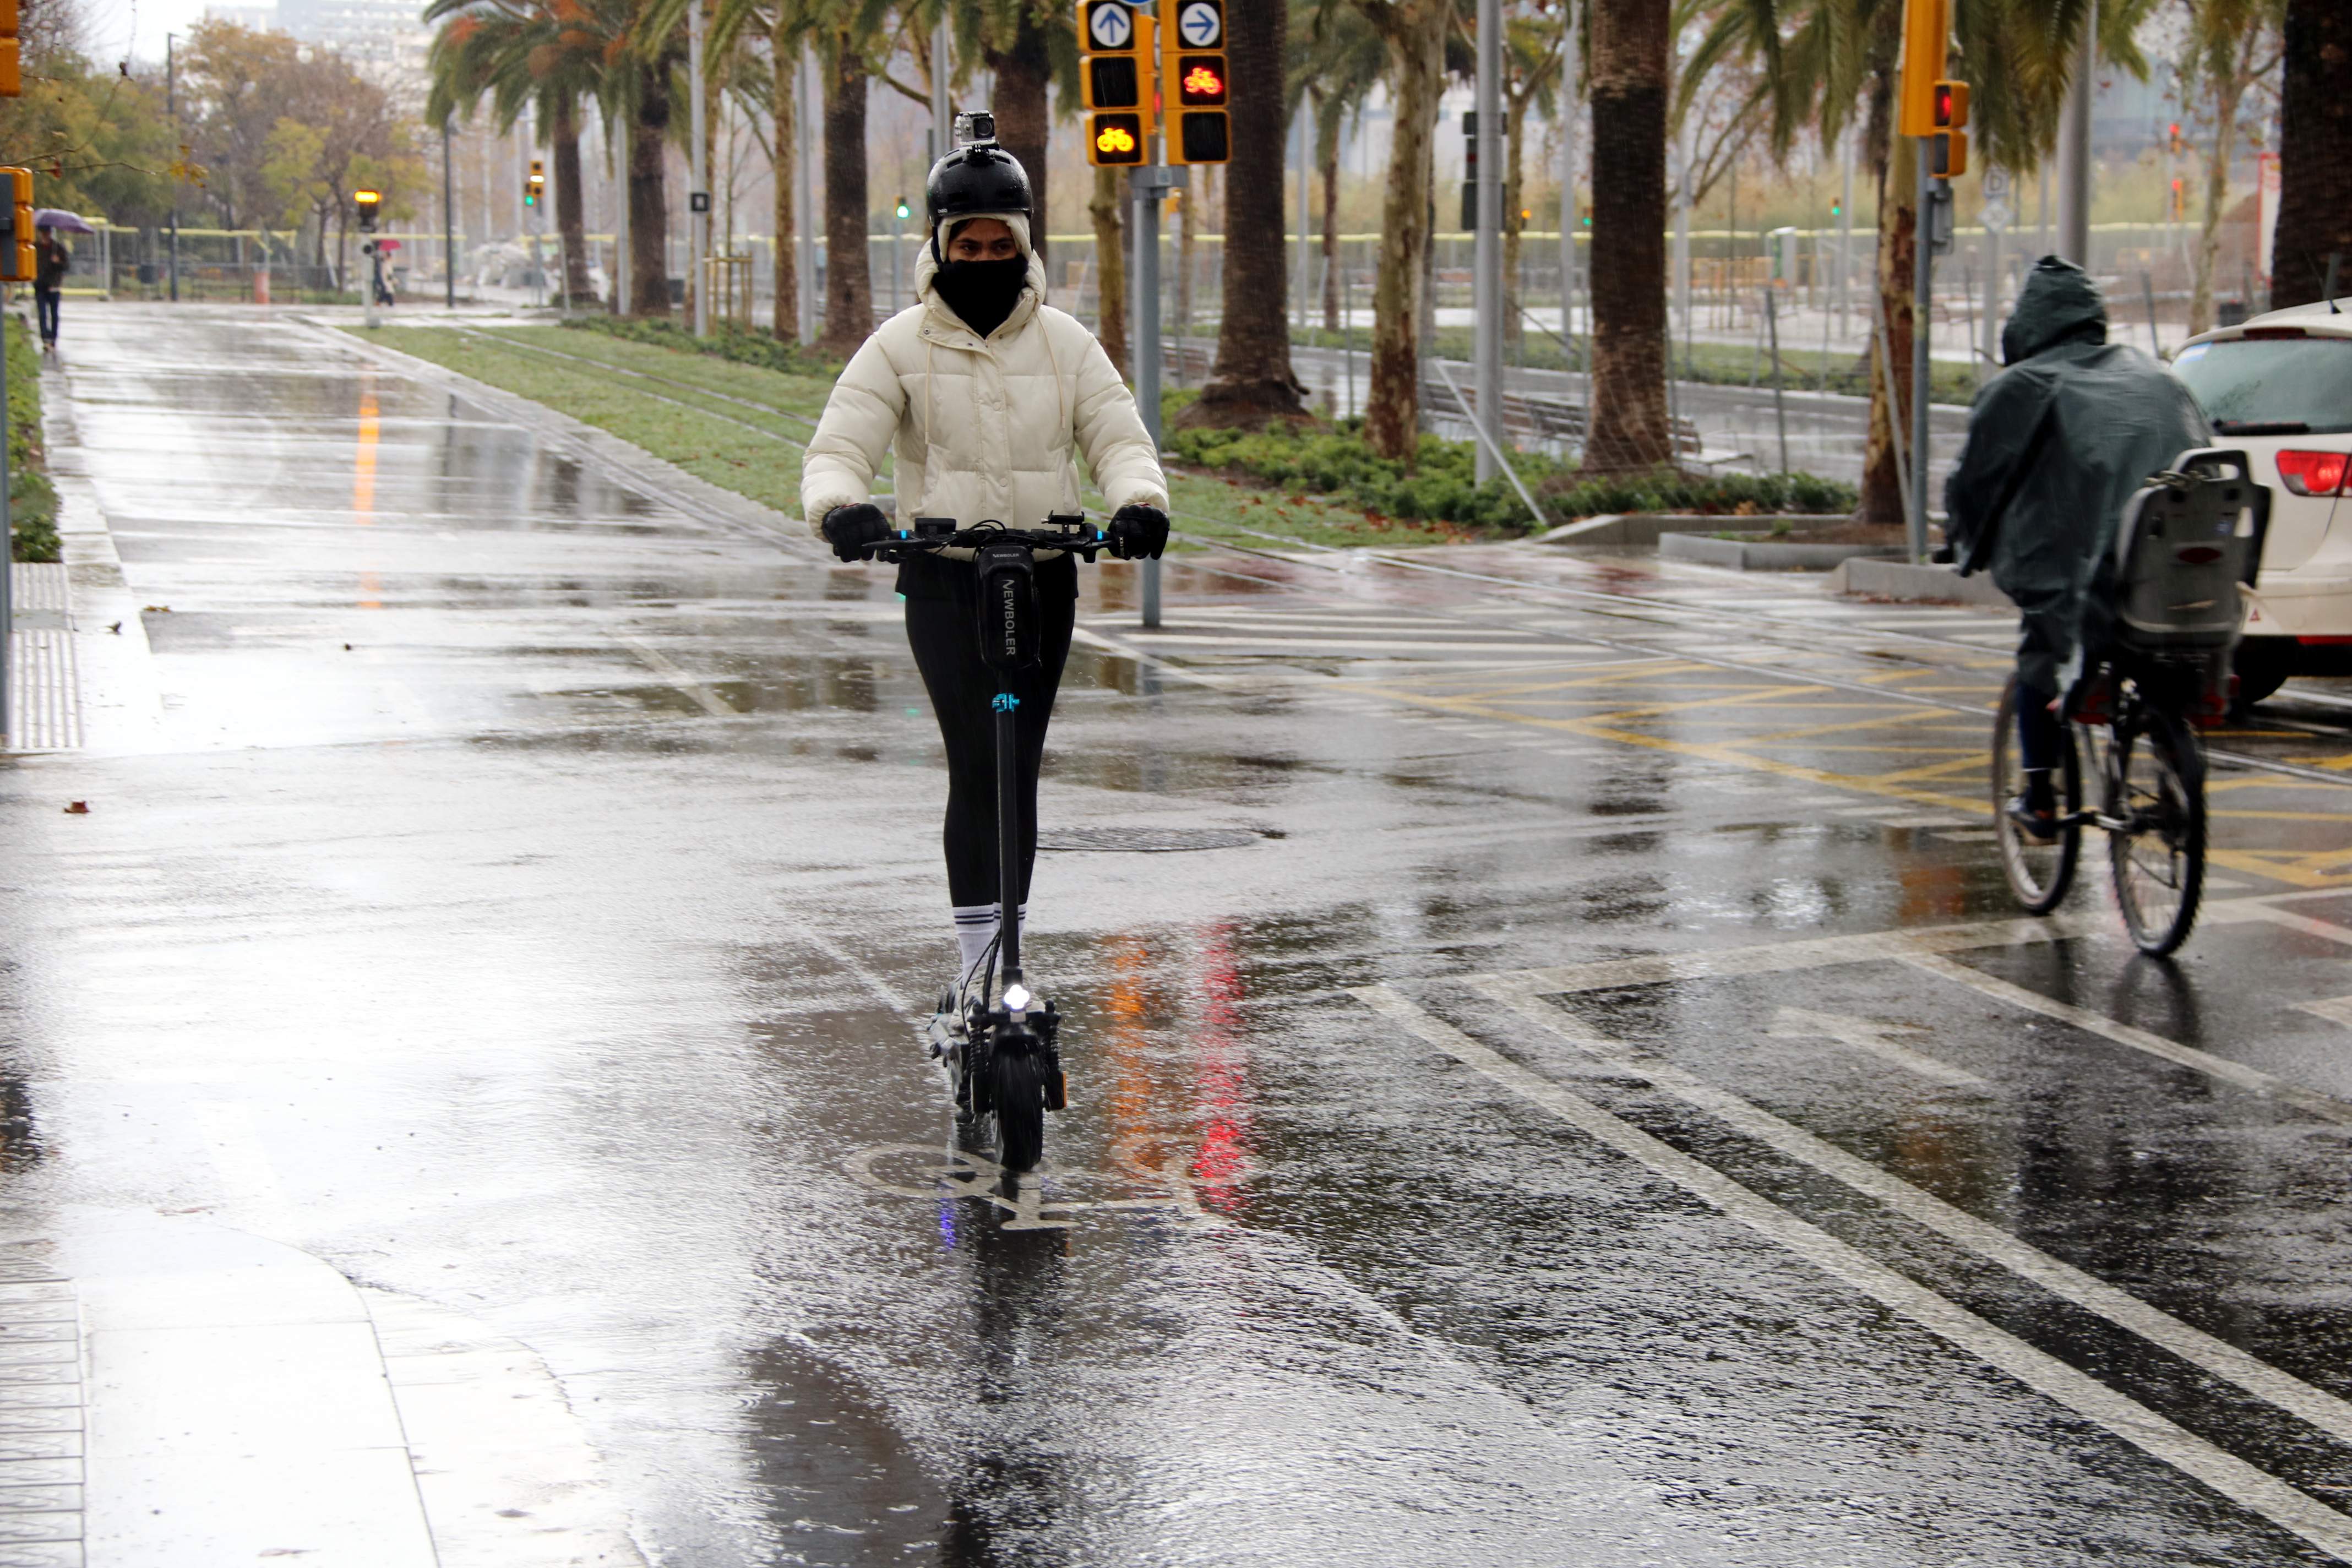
1945, 257, 2211, 839
799, 117, 1170, 1001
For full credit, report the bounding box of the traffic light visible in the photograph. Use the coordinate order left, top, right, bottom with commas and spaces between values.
1163, 0, 1228, 166
524, 159, 545, 208
1897, 0, 1950, 138
2169, 121, 2184, 158
353, 187, 381, 233
0, 0, 19, 97
895, 196, 911, 221
1079, 0, 1153, 166
0, 168, 31, 282
1461, 110, 1478, 230
1929, 78, 1969, 178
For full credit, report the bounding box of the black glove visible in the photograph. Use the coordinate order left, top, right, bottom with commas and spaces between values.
1107, 503, 1169, 561
820, 503, 891, 563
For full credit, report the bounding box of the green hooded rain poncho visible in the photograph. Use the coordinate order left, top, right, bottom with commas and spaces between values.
1944, 257, 2211, 692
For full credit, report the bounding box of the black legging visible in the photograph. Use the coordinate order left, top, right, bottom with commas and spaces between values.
902, 554, 1077, 908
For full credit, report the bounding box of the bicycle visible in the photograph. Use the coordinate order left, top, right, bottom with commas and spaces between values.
861, 513, 1108, 1170
1991, 449, 2269, 957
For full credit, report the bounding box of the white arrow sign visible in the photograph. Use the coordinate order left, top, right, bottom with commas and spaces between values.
1178, 0, 1222, 47
1766, 1006, 1988, 1088
1088, 2, 1132, 50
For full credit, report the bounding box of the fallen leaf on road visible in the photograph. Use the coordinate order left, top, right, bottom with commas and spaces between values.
62, 802, 88, 814
141, 605, 171, 613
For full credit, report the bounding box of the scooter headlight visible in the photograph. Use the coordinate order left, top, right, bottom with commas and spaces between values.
1003, 984, 1031, 1011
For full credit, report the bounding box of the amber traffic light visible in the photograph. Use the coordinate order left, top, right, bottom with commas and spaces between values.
0, 0, 19, 99
1080, 0, 1155, 166
353, 187, 382, 232
1929, 78, 1969, 178
1897, 0, 1949, 138
1163, 0, 1228, 165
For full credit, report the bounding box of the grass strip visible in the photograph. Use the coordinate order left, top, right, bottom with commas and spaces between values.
8, 311, 57, 563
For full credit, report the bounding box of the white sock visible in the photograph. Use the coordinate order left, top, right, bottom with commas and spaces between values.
950, 903, 1030, 982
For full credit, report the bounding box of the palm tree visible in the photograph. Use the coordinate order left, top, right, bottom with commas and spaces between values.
1090, 164, 1129, 375
1349, 0, 1454, 460
1174, 0, 1311, 428
1583, 0, 1672, 472
1291, 7, 1385, 333
425, 0, 610, 305
2175, 0, 2282, 333
1501, 4, 1570, 353
2272, 0, 2352, 309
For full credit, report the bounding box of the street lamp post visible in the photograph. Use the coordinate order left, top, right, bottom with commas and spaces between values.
166, 32, 178, 302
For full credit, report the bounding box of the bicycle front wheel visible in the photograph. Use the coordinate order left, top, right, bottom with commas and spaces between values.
2109, 704, 2206, 956
1992, 678, 2081, 914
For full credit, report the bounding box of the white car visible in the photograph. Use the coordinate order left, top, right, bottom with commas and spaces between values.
2171, 302, 2352, 706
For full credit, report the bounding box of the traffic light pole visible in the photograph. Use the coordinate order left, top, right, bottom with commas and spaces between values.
1473, 0, 1502, 486
1130, 161, 1183, 631
688, 0, 709, 339
1910, 138, 1936, 565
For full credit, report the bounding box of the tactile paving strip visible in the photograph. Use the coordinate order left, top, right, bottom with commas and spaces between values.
0, 1252, 82, 1568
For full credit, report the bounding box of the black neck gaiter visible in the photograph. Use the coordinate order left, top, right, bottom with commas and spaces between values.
933, 255, 1028, 339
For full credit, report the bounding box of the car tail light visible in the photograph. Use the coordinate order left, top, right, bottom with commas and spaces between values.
2274, 449, 2350, 496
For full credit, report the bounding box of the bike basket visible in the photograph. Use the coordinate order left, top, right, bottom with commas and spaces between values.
973, 542, 1041, 673
2110, 448, 2271, 656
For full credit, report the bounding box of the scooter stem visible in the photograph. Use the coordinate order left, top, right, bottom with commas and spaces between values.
993, 685, 1022, 984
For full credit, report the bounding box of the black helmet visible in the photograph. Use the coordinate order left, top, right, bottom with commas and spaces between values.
925, 137, 1032, 230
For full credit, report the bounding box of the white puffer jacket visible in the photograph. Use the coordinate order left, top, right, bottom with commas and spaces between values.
798, 236, 1168, 546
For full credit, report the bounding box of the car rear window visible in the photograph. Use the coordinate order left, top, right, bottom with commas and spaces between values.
2173, 336, 2352, 434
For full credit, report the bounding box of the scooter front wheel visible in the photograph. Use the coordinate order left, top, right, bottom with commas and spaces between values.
992, 1047, 1048, 1172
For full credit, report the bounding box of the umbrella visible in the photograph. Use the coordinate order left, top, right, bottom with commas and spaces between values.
32, 210, 92, 233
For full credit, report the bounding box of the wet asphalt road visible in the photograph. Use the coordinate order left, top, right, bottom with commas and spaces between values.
7, 306, 2352, 1565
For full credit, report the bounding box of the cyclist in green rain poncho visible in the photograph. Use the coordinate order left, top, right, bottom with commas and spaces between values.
1945, 257, 2211, 840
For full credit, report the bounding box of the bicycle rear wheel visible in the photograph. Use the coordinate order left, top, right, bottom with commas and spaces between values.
992, 1045, 1048, 1172
1992, 678, 2081, 914
2108, 703, 2206, 956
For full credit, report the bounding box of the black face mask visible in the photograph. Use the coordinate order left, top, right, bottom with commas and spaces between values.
933, 254, 1028, 339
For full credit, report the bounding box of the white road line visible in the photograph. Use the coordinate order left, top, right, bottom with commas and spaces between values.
1066, 624, 1239, 688
2210, 902, 2352, 948
1119, 634, 1580, 654
2296, 997, 2352, 1031
1354, 983, 2352, 1564
1470, 978, 2352, 1447
1898, 951, 2352, 1126
614, 631, 734, 717
1767, 1006, 1990, 1088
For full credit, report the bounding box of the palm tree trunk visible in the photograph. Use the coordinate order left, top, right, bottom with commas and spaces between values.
984, 12, 1050, 266
1319, 99, 1341, 333
1860, 85, 1911, 525
1172, 0, 1308, 431
628, 62, 673, 320
1583, 0, 1671, 474
2273, 0, 2352, 308
551, 94, 593, 307
1090, 164, 1128, 378
1362, 0, 1449, 460
2190, 73, 2242, 336
820, 29, 871, 357
771, 34, 797, 340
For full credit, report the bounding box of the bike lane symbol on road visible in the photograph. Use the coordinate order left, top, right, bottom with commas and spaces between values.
846, 1143, 1227, 1231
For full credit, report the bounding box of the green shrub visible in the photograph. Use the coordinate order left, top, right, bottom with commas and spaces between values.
6, 312, 55, 563
562, 314, 844, 379
1164, 414, 1854, 533
1537, 466, 1856, 519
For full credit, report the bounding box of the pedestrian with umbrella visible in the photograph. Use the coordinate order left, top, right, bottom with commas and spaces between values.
31, 210, 92, 355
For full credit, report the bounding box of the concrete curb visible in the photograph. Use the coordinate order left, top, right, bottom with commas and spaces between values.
1661, 532, 1907, 571
1538, 514, 1849, 548
1828, 557, 2019, 608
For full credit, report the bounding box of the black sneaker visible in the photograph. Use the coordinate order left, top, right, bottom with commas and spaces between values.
2006, 794, 2059, 842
